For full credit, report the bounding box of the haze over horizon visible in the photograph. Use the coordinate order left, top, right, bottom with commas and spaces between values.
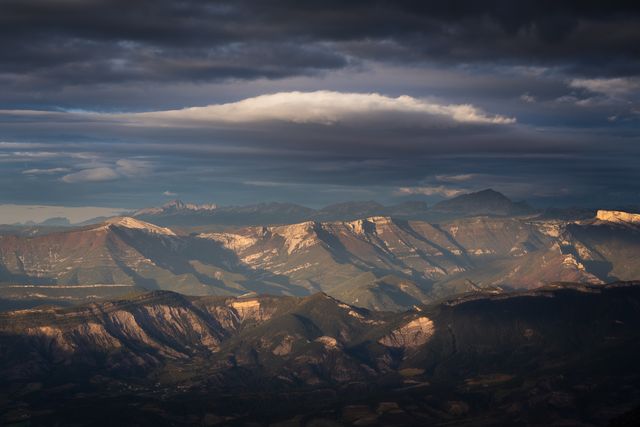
1, 0, 639, 213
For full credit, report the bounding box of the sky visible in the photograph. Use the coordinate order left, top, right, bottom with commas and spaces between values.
1, 0, 639, 220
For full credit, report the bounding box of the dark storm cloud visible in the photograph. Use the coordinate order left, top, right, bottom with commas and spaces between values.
1, 0, 640, 101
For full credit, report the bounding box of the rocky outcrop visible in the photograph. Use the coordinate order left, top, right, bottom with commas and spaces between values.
102, 217, 177, 236
269, 221, 321, 254
229, 298, 273, 322
596, 210, 640, 224
199, 232, 258, 251
378, 316, 435, 348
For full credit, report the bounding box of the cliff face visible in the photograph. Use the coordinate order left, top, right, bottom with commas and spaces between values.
0, 291, 392, 381
596, 209, 640, 224
378, 316, 435, 348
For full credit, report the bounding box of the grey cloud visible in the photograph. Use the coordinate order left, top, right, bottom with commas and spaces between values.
1, 0, 640, 110
570, 77, 640, 97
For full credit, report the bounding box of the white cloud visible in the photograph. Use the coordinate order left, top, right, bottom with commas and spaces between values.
396, 185, 465, 198
569, 78, 640, 97
127, 91, 516, 126
9, 151, 59, 158
22, 167, 70, 175
61, 167, 120, 183
163, 190, 178, 196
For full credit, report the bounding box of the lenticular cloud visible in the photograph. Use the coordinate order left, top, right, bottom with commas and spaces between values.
127, 91, 516, 126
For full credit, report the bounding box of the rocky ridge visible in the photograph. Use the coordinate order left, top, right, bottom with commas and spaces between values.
597, 209, 640, 225
1, 211, 640, 312
2, 282, 640, 426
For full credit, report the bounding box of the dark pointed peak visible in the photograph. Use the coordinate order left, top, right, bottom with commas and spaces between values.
465, 188, 510, 199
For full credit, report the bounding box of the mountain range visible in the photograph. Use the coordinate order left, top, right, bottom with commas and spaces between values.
8, 189, 580, 230
1, 192, 640, 426
128, 189, 528, 227
1, 208, 639, 312
2, 281, 640, 425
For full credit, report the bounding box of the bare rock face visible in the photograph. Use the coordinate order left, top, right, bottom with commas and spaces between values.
315, 335, 340, 350
272, 334, 297, 355
378, 316, 435, 348
230, 298, 272, 322
271, 221, 321, 254
102, 217, 177, 236
199, 232, 258, 251
0, 292, 232, 373
596, 210, 640, 224
27, 322, 122, 360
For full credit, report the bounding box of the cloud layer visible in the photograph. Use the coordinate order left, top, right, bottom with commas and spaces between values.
2, 0, 639, 98
0, 1, 638, 211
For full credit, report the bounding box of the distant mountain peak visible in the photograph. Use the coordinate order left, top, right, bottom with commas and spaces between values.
456, 188, 509, 200
162, 199, 217, 211
474, 188, 506, 196
432, 188, 532, 216
134, 200, 217, 216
